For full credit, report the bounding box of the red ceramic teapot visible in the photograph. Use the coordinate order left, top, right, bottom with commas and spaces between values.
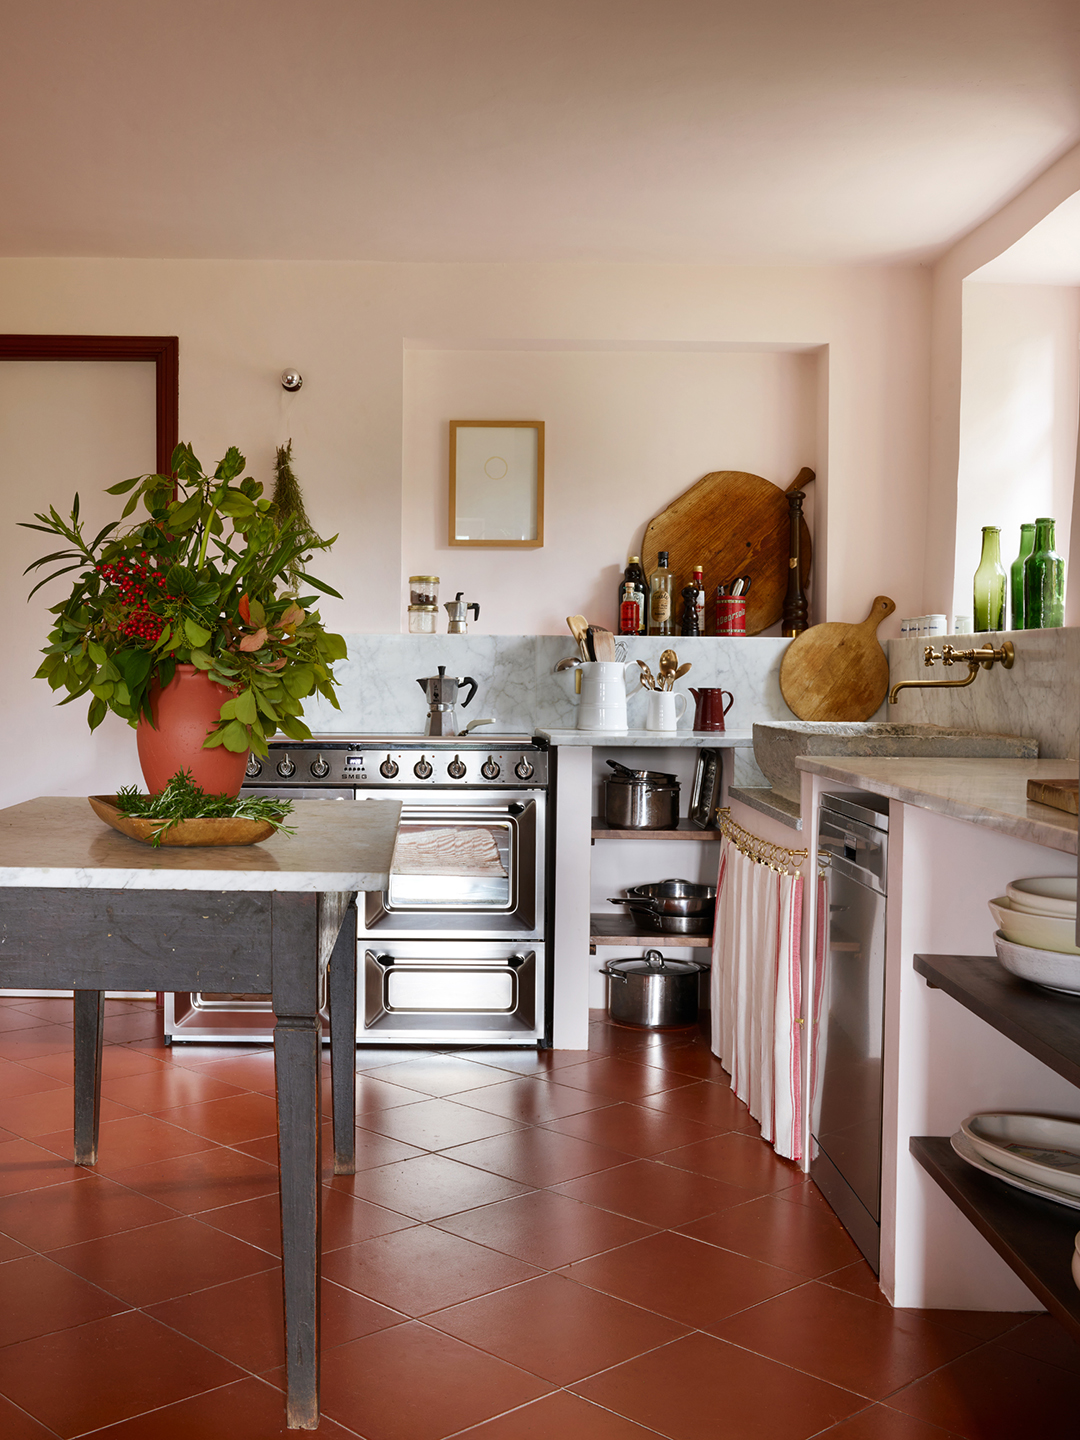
690, 686, 734, 732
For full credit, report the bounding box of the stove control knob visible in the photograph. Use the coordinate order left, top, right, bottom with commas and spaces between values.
447, 755, 467, 779
310, 755, 330, 779
480, 756, 501, 780
514, 758, 535, 780
379, 756, 399, 779
245, 756, 262, 778
276, 755, 296, 778
413, 756, 433, 780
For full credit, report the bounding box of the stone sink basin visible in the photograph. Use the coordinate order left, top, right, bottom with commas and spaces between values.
752, 722, 1038, 804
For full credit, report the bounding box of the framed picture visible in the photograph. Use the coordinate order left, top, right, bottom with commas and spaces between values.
689, 748, 725, 828
449, 420, 544, 547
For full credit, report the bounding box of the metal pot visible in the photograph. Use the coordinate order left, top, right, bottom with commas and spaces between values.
607, 878, 717, 935
600, 949, 708, 1028
603, 760, 680, 829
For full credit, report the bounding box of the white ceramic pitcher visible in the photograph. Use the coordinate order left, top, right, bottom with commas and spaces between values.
576, 660, 641, 731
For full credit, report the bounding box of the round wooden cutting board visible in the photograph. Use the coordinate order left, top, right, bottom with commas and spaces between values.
640, 468, 813, 635
779, 596, 896, 721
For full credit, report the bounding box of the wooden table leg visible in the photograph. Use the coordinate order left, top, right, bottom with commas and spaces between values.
73, 990, 104, 1166
275, 1012, 322, 1430
328, 902, 357, 1175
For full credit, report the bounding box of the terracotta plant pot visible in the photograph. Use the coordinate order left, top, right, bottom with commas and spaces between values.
136, 664, 248, 796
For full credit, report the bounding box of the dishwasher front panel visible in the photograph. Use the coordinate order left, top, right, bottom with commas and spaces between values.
812, 798, 888, 1272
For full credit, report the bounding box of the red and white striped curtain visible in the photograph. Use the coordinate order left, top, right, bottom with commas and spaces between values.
710, 834, 803, 1162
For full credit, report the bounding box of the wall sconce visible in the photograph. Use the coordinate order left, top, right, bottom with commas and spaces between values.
281, 370, 303, 392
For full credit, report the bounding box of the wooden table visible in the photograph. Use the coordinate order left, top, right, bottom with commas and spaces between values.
0, 796, 401, 1430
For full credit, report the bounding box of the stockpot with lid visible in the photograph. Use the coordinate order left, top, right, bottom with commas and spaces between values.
600, 949, 709, 1028
603, 759, 680, 829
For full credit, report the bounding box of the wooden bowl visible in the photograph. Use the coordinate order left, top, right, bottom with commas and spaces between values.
88, 795, 277, 848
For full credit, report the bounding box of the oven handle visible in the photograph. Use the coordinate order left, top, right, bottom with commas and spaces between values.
509, 802, 526, 816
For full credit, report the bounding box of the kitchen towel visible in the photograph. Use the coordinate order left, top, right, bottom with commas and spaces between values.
710, 833, 803, 1162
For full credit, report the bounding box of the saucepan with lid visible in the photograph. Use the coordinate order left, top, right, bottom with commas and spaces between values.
600, 949, 709, 1028
603, 759, 680, 829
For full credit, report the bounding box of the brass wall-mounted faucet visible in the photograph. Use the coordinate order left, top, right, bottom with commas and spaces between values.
888, 640, 1015, 705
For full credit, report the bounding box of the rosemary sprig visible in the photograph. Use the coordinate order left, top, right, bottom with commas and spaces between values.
115, 769, 294, 846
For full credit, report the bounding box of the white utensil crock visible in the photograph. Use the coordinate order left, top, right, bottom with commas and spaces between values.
576, 660, 640, 731
645, 690, 687, 732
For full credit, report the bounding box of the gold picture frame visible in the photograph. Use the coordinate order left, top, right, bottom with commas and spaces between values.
449, 420, 544, 548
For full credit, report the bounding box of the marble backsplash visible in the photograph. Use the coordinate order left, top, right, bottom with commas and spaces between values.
303, 634, 794, 738
885, 628, 1079, 760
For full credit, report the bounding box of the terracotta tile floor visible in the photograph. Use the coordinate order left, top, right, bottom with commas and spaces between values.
0, 997, 1073, 1439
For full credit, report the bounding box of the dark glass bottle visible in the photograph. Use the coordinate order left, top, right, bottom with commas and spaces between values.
1010, 523, 1035, 629
972, 527, 1006, 632
619, 555, 647, 636
781, 491, 808, 636
1024, 517, 1065, 629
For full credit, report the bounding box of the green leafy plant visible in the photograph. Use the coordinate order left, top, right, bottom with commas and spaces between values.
22, 443, 347, 756
115, 769, 295, 846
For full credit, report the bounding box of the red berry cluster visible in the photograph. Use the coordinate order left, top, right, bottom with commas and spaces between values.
96, 553, 167, 644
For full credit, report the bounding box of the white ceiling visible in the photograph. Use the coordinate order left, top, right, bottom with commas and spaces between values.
2, 0, 1079, 266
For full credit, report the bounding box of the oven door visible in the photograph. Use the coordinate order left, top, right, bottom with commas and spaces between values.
362, 788, 543, 937
362, 941, 543, 1044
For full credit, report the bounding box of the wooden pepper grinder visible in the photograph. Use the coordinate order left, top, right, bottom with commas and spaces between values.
680, 585, 700, 636
781, 491, 809, 636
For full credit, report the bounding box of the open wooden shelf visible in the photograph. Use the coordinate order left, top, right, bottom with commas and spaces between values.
589, 913, 713, 948
913, 953, 1080, 1088
912, 1136, 1080, 1343
590, 818, 721, 841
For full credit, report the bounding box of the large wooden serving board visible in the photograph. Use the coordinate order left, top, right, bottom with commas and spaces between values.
640, 467, 813, 635
779, 596, 896, 721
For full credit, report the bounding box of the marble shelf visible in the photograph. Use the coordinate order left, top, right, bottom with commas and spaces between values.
535, 727, 754, 747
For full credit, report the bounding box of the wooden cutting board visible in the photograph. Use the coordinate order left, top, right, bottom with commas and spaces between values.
641, 467, 813, 635
1027, 778, 1080, 816
779, 596, 896, 721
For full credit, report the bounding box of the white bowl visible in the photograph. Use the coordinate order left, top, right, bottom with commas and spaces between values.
961, 1112, 1080, 1198
988, 897, 1080, 956
994, 930, 1080, 994
1006, 876, 1077, 919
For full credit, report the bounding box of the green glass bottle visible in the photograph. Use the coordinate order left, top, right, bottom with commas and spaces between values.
1024, 517, 1065, 629
1009, 522, 1035, 630
972, 526, 1006, 632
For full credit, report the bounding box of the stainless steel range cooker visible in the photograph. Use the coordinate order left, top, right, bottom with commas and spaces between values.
163, 734, 551, 1048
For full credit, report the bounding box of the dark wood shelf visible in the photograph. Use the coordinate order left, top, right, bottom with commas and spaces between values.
589, 913, 713, 948
911, 1136, 1080, 1343
591, 818, 721, 841
913, 953, 1080, 1090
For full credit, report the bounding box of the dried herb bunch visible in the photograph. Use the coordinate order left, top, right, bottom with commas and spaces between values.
23, 442, 346, 757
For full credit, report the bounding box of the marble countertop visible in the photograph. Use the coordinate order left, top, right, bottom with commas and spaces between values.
796, 756, 1078, 855
0, 797, 402, 890
535, 727, 755, 747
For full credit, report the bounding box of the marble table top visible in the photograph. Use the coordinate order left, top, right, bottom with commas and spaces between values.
797, 756, 1079, 856
535, 727, 754, 747
0, 797, 402, 890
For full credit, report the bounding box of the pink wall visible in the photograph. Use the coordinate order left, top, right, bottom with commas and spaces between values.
0, 257, 931, 635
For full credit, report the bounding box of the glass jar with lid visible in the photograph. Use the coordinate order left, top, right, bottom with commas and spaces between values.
408, 605, 438, 635
409, 575, 440, 607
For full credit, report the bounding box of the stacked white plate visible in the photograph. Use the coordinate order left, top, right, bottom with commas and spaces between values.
988, 876, 1080, 994
954, 1113, 1080, 1208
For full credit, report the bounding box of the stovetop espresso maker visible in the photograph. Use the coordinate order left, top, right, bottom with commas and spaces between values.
417, 665, 479, 736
